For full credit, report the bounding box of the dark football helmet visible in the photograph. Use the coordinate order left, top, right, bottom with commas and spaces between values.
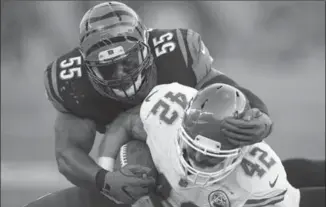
79, 2, 157, 103
176, 83, 251, 185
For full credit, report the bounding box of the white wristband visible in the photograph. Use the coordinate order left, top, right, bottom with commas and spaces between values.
98, 156, 115, 172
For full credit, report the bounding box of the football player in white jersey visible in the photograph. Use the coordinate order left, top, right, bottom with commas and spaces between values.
98, 82, 301, 207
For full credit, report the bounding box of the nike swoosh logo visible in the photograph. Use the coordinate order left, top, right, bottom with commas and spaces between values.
145, 90, 158, 102
269, 174, 279, 188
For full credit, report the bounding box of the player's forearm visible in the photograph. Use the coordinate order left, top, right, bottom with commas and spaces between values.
97, 132, 130, 171
99, 134, 129, 158
98, 106, 144, 171
56, 147, 102, 190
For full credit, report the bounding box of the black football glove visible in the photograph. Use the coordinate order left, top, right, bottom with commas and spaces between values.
100, 165, 156, 204
221, 108, 273, 147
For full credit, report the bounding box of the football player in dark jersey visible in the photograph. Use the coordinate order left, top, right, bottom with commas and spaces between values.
43, 1, 274, 205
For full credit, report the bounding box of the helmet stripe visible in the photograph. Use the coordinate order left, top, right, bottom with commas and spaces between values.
88, 10, 135, 24
90, 14, 136, 31
80, 21, 135, 44
79, 2, 146, 64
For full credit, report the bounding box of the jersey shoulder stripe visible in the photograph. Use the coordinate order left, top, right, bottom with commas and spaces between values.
44, 61, 68, 113
244, 189, 287, 207
179, 29, 213, 84
148, 28, 197, 74
175, 29, 189, 68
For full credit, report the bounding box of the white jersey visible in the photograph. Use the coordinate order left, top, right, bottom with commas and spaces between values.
140, 83, 300, 207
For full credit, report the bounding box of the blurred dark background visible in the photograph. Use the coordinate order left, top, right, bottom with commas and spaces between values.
1, 1, 325, 207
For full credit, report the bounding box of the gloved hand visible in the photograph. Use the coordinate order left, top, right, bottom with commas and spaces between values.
221, 108, 273, 147
100, 164, 156, 204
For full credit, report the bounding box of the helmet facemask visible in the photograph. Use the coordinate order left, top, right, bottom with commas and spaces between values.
85, 40, 157, 103
176, 127, 249, 186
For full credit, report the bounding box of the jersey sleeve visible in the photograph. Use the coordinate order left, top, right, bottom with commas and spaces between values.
44, 61, 69, 113
238, 142, 300, 207
177, 29, 215, 84
244, 181, 300, 207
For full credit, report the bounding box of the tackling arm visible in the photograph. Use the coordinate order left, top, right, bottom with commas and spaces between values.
97, 105, 146, 171
45, 61, 104, 190
55, 111, 102, 189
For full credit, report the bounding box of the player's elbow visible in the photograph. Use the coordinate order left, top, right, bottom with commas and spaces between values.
55, 147, 82, 187
57, 159, 68, 177
55, 152, 81, 186
55, 147, 71, 176
55, 144, 82, 175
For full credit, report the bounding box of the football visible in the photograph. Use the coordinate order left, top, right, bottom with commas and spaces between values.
115, 140, 158, 180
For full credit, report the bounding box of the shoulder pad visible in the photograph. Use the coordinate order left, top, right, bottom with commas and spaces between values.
44, 61, 68, 112
236, 142, 287, 193
235, 142, 293, 207
44, 47, 84, 112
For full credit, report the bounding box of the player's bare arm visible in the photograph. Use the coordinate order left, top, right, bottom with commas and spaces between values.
96, 105, 155, 204
45, 62, 104, 189
54, 111, 101, 189
54, 106, 153, 205
98, 105, 146, 171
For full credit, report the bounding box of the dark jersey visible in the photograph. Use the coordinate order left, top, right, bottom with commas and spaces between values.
44, 28, 214, 133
